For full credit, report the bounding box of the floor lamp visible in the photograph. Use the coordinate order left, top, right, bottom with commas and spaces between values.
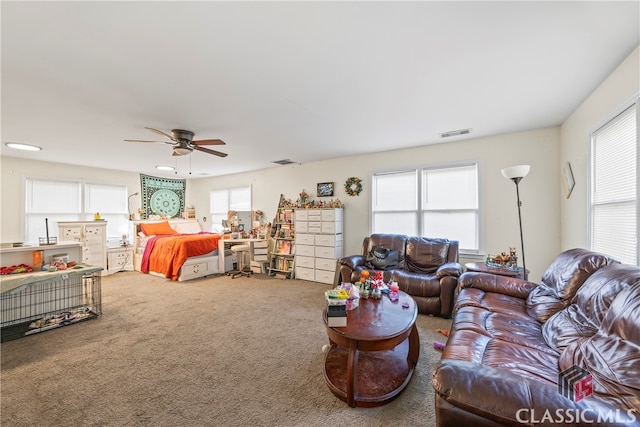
501, 165, 530, 280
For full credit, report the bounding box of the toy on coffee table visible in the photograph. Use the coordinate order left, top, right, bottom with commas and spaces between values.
389, 281, 400, 302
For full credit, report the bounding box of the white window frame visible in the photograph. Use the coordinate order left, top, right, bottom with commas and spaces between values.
209, 185, 252, 232
589, 97, 639, 265
25, 177, 129, 244
370, 162, 480, 254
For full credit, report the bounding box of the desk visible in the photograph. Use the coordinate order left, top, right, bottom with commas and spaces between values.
218, 238, 267, 273
465, 262, 529, 280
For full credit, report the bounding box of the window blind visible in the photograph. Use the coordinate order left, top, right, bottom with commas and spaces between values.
591, 103, 638, 265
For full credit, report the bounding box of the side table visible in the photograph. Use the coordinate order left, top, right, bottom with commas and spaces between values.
322, 291, 419, 407
465, 262, 529, 280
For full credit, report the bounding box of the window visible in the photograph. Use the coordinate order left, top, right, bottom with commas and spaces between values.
371, 163, 479, 252
590, 101, 638, 265
209, 185, 252, 232
25, 178, 129, 244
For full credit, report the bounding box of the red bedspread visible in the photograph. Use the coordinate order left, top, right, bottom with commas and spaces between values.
141, 233, 222, 281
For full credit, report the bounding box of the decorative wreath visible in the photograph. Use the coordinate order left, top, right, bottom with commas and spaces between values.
344, 177, 363, 196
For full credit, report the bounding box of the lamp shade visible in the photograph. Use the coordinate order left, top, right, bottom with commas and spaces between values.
173, 147, 192, 156
501, 165, 530, 180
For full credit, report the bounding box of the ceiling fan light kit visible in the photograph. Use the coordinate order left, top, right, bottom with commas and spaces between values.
125, 127, 228, 158
173, 147, 192, 156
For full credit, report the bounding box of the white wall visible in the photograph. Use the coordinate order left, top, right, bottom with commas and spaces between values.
560, 46, 639, 250
189, 126, 561, 281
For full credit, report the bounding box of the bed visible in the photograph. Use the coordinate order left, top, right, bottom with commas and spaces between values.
133, 220, 233, 281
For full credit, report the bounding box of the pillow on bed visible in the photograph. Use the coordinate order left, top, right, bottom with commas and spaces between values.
140, 221, 177, 236
172, 221, 202, 234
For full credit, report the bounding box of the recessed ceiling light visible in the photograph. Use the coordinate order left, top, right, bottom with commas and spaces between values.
272, 159, 295, 165
156, 165, 175, 171
440, 128, 472, 138
5, 142, 42, 151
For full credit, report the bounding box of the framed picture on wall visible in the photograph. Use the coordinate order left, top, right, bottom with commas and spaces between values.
562, 161, 575, 199
317, 182, 334, 197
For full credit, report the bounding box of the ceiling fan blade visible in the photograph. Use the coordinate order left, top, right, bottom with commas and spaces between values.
145, 127, 174, 140
124, 139, 172, 144
194, 145, 228, 157
193, 139, 226, 146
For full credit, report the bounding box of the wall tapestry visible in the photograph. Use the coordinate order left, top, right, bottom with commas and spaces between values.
140, 174, 186, 219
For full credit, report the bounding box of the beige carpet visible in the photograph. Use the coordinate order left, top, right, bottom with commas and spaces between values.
1, 271, 451, 427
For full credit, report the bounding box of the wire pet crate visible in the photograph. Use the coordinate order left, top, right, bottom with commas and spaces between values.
1, 268, 102, 341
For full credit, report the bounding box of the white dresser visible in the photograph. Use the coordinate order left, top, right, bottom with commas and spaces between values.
58, 221, 108, 275
294, 208, 343, 284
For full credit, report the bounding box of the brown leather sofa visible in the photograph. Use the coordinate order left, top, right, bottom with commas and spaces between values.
432, 248, 640, 426
337, 233, 462, 317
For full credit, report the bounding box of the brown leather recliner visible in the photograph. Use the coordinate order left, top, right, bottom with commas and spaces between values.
337, 233, 462, 317
432, 248, 640, 427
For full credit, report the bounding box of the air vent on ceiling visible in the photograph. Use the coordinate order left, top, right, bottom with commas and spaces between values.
272, 159, 295, 165
440, 128, 471, 138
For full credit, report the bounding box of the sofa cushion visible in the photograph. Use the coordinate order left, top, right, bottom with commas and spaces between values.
441, 328, 561, 384
404, 237, 449, 274
559, 280, 640, 413
526, 248, 620, 322
393, 270, 441, 297
543, 264, 640, 352
451, 305, 555, 355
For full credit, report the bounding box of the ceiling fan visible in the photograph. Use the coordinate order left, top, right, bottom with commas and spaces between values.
125, 127, 228, 157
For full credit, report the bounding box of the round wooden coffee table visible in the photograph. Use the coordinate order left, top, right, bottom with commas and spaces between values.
322, 290, 419, 407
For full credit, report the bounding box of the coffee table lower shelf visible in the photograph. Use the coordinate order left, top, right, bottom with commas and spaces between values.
323, 339, 414, 408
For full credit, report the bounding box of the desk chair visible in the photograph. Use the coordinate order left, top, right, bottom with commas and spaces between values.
229, 244, 252, 279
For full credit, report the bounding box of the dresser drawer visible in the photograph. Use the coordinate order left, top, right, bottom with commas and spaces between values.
308, 222, 322, 233
321, 209, 342, 221
294, 210, 308, 221
321, 221, 342, 234
295, 266, 315, 281
296, 255, 315, 269
315, 257, 335, 271
296, 244, 315, 257
307, 209, 321, 219
295, 233, 315, 245
60, 227, 82, 241
315, 234, 342, 247
315, 269, 335, 284
179, 259, 214, 280
315, 246, 340, 259
296, 221, 308, 233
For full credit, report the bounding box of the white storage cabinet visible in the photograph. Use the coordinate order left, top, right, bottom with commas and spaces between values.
294, 208, 343, 284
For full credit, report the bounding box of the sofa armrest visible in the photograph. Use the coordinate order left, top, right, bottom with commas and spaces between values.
459, 272, 537, 299
338, 255, 366, 270
433, 360, 638, 426
436, 262, 463, 279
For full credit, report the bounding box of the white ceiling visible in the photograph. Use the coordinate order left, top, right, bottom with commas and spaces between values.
2, 1, 639, 178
